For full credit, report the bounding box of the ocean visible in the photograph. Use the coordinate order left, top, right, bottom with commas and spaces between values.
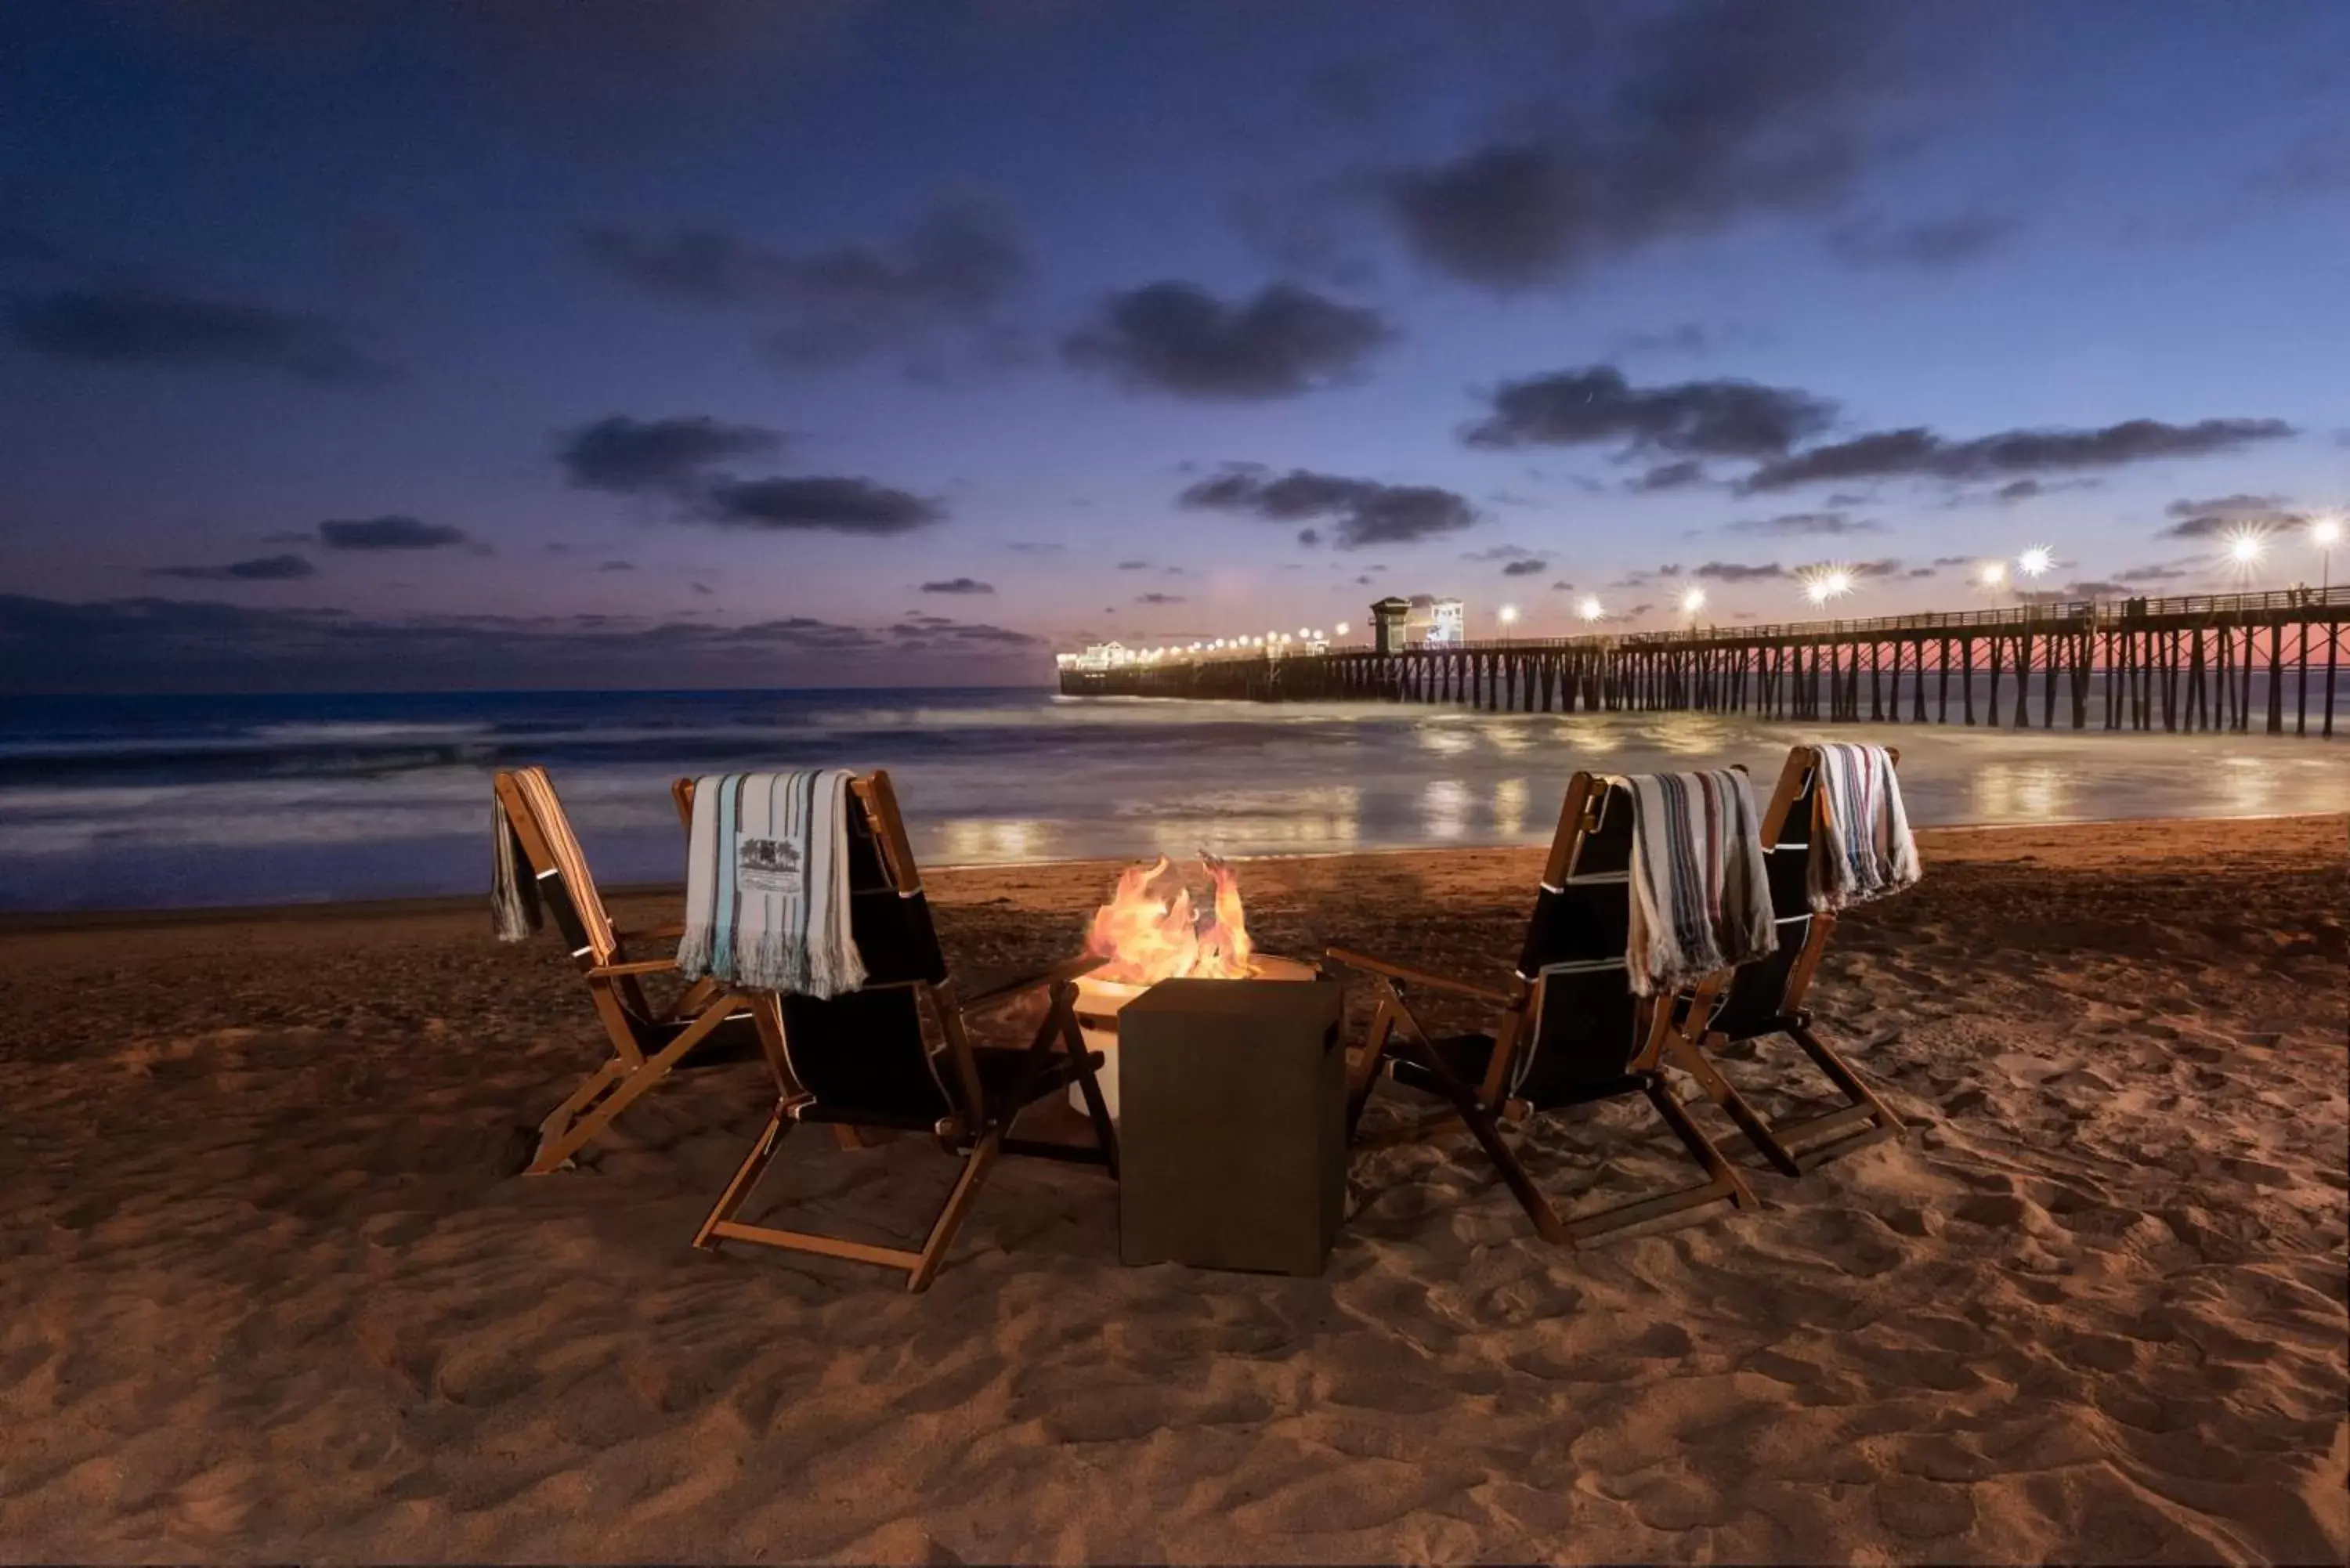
3, 685, 2345, 912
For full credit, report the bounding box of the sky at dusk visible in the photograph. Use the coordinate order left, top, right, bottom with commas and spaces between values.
2, 0, 2346, 692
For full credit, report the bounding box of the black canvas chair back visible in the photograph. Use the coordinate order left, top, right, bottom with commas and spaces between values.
671, 772, 956, 1127
1662, 744, 1906, 1176
1705, 757, 1817, 1042
1329, 769, 1756, 1249
1510, 777, 1647, 1107
673, 768, 1116, 1291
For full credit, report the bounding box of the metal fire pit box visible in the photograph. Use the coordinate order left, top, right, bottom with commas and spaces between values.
1116, 974, 1347, 1277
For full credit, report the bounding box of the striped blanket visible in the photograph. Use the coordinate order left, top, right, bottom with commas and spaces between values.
1809, 742, 1920, 911
491, 766, 616, 962
677, 770, 867, 998
1616, 769, 1777, 996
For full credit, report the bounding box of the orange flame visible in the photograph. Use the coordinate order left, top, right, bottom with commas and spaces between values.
1083, 854, 1256, 985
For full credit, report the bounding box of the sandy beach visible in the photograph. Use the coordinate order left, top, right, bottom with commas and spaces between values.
2, 815, 2344, 1564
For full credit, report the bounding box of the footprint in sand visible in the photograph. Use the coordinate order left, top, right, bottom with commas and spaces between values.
1871, 1475, 1977, 1539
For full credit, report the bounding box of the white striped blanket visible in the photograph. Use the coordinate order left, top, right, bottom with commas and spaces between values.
1615, 769, 1777, 996
678, 770, 866, 998
1809, 742, 1920, 911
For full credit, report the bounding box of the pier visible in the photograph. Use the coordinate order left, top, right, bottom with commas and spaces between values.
1058, 587, 2350, 736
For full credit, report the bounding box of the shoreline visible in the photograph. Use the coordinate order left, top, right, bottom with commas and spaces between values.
3, 809, 2342, 934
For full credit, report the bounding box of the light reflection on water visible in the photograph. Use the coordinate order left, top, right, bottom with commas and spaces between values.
2, 687, 2346, 909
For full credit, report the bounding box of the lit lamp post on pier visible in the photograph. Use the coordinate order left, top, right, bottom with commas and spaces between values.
2311, 515, 2341, 591
1496, 603, 1520, 632
1679, 585, 1708, 630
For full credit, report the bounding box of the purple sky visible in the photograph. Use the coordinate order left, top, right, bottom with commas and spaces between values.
2, 0, 2345, 691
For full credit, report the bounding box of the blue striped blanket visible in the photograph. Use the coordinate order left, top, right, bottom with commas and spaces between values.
677, 770, 867, 998
1809, 742, 1921, 911
1616, 769, 1777, 996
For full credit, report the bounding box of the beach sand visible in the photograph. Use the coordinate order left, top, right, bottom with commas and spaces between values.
2, 816, 2344, 1563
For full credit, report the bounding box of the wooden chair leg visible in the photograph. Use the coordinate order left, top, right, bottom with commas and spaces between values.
528, 1057, 628, 1173
696, 1107, 790, 1250
1059, 993, 1119, 1179
1706, 1024, 1904, 1172
1390, 1032, 1570, 1247
908, 1131, 1002, 1292
1663, 1030, 1805, 1177
1562, 1077, 1757, 1242
530, 999, 739, 1173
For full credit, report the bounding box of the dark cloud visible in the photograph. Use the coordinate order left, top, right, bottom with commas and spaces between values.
1178, 467, 1477, 549
556, 414, 783, 495
1630, 458, 1711, 492
1741, 417, 2295, 493
1136, 591, 1187, 605
1691, 560, 1786, 582
1462, 544, 1539, 562
318, 516, 473, 551
1464, 365, 1835, 457
698, 477, 944, 535
2159, 493, 2303, 539
2166, 493, 2284, 518
0, 595, 1040, 695
1379, 2, 1893, 291
145, 554, 318, 583
1003, 541, 1065, 555
1905, 567, 1939, 578
1849, 558, 1905, 578
1997, 479, 2044, 503
1296, 527, 1322, 547
596, 559, 634, 572
1498, 558, 1548, 577
2116, 562, 2196, 582
1115, 559, 1151, 570
1826, 211, 2018, 269
1061, 281, 1392, 399
1725, 510, 1877, 536
2060, 580, 2135, 598
691, 582, 715, 596
580, 197, 1029, 370
919, 576, 994, 595
6, 284, 394, 383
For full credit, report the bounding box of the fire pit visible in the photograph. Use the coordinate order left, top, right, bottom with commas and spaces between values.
1069, 855, 1314, 1118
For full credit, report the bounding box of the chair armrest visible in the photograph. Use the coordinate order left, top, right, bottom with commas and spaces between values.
961, 954, 1107, 1011
613, 922, 686, 944
1324, 947, 1515, 1006
586, 957, 683, 978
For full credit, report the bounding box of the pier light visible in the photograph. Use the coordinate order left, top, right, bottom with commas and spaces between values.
1802, 566, 1854, 607
2017, 547, 2052, 579
1978, 560, 2007, 588
1297, 627, 1311, 638
1578, 594, 1603, 622
1679, 587, 1707, 616
1498, 603, 1520, 627
2227, 529, 2265, 566
1333, 620, 1350, 636
2313, 515, 2343, 548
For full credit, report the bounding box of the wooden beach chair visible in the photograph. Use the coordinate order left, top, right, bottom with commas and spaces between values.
494, 766, 762, 1175
1329, 771, 1757, 1246
1665, 746, 1906, 1176
675, 771, 1117, 1293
